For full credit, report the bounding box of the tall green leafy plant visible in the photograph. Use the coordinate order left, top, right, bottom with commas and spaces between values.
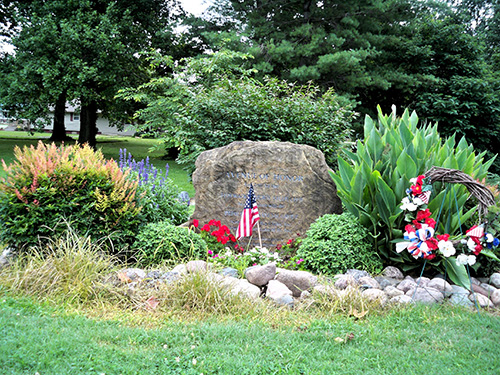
331, 106, 495, 270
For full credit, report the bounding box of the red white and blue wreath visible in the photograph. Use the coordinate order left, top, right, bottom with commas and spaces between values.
396, 168, 499, 266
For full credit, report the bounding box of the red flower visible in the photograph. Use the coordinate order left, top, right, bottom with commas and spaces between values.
229, 234, 236, 242
219, 236, 229, 245
405, 224, 416, 234
416, 209, 432, 221
193, 219, 199, 228
287, 239, 293, 245
411, 184, 422, 195
437, 234, 450, 241
424, 252, 436, 260
201, 224, 210, 232
412, 220, 423, 229
276, 243, 282, 250
416, 175, 425, 185
214, 220, 221, 227
426, 237, 439, 251
473, 244, 483, 255
425, 218, 436, 228
220, 225, 230, 235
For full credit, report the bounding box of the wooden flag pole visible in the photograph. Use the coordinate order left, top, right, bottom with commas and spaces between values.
256, 221, 263, 248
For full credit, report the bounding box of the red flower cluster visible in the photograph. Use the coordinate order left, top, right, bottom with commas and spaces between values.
193, 219, 237, 245
410, 175, 425, 195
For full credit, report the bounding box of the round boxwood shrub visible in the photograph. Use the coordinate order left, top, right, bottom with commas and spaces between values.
297, 213, 382, 276
133, 221, 207, 266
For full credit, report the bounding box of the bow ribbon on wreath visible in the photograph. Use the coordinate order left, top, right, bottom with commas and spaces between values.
396, 224, 438, 259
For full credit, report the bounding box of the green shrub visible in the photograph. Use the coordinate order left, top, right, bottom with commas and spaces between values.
133, 221, 207, 266
0, 142, 141, 251
331, 106, 494, 271
297, 213, 382, 276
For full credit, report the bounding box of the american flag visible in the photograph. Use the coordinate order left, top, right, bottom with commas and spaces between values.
235, 184, 260, 239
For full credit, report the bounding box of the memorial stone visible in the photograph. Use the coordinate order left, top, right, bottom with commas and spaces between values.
191, 141, 342, 248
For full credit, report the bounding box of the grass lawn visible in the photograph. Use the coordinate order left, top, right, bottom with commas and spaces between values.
0, 131, 194, 196
1, 292, 499, 375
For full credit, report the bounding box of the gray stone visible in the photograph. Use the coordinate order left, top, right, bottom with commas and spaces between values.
451, 285, 470, 295
160, 271, 181, 284
389, 295, 413, 304
397, 279, 417, 293
362, 289, 388, 306
266, 280, 294, 307
345, 269, 370, 280
414, 276, 430, 287
490, 273, 500, 289
358, 276, 381, 290
427, 278, 453, 295
191, 141, 342, 248
206, 272, 225, 283
471, 283, 490, 297
404, 275, 416, 282
125, 268, 146, 281
334, 275, 357, 290
146, 270, 162, 279
490, 289, 500, 306
469, 293, 494, 308
220, 267, 239, 278
300, 290, 311, 299
384, 285, 404, 298
480, 283, 497, 296
471, 277, 481, 286
406, 287, 444, 304
275, 269, 317, 297
374, 276, 400, 289
382, 266, 404, 280
186, 260, 208, 273
0, 247, 15, 269
222, 278, 260, 299
245, 263, 276, 287
171, 264, 187, 276
449, 292, 474, 307
313, 284, 338, 298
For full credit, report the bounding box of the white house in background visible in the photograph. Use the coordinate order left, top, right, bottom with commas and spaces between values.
1, 104, 136, 135
45, 104, 137, 136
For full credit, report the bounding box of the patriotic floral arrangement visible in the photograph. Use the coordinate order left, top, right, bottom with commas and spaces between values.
396, 174, 500, 266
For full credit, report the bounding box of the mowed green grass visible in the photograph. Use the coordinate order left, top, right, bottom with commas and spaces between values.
1, 293, 499, 375
0, 131, 195, 196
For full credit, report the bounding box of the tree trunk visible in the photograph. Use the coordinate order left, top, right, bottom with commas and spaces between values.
49, 90, 72, 142
78, 99, 98, 148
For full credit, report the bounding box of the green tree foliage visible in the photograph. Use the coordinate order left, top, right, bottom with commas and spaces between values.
191, 0, 500, 169
119, 50, 355, 174
0, 0, 186, 145
331, 106, 495, 272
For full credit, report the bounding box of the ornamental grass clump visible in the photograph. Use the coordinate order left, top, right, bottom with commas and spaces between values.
0, 226, 117, 305
0, 142, 141, 252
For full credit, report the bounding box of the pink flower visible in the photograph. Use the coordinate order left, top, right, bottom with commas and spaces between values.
207, 250, 213, 255
296, 258, 304, 265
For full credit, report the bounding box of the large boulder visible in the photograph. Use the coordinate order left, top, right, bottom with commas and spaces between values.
275, 268, 317, 297
191, 141, 342, 248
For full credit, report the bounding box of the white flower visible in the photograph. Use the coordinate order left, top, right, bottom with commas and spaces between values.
410, 177, 418, 184
412, 197, 424, 206
467, 238, 477, 251
400, 197, 418, 211
486, 233, 494, 243
467, 255, 476, 266
456, 254, 469, 265
456, 254, 476, 266
438, 240, 456, 257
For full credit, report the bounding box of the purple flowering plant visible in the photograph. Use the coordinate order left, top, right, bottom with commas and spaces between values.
119, 148, 190, 225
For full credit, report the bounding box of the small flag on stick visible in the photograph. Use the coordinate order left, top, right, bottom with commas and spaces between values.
236, 183, 260, 240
